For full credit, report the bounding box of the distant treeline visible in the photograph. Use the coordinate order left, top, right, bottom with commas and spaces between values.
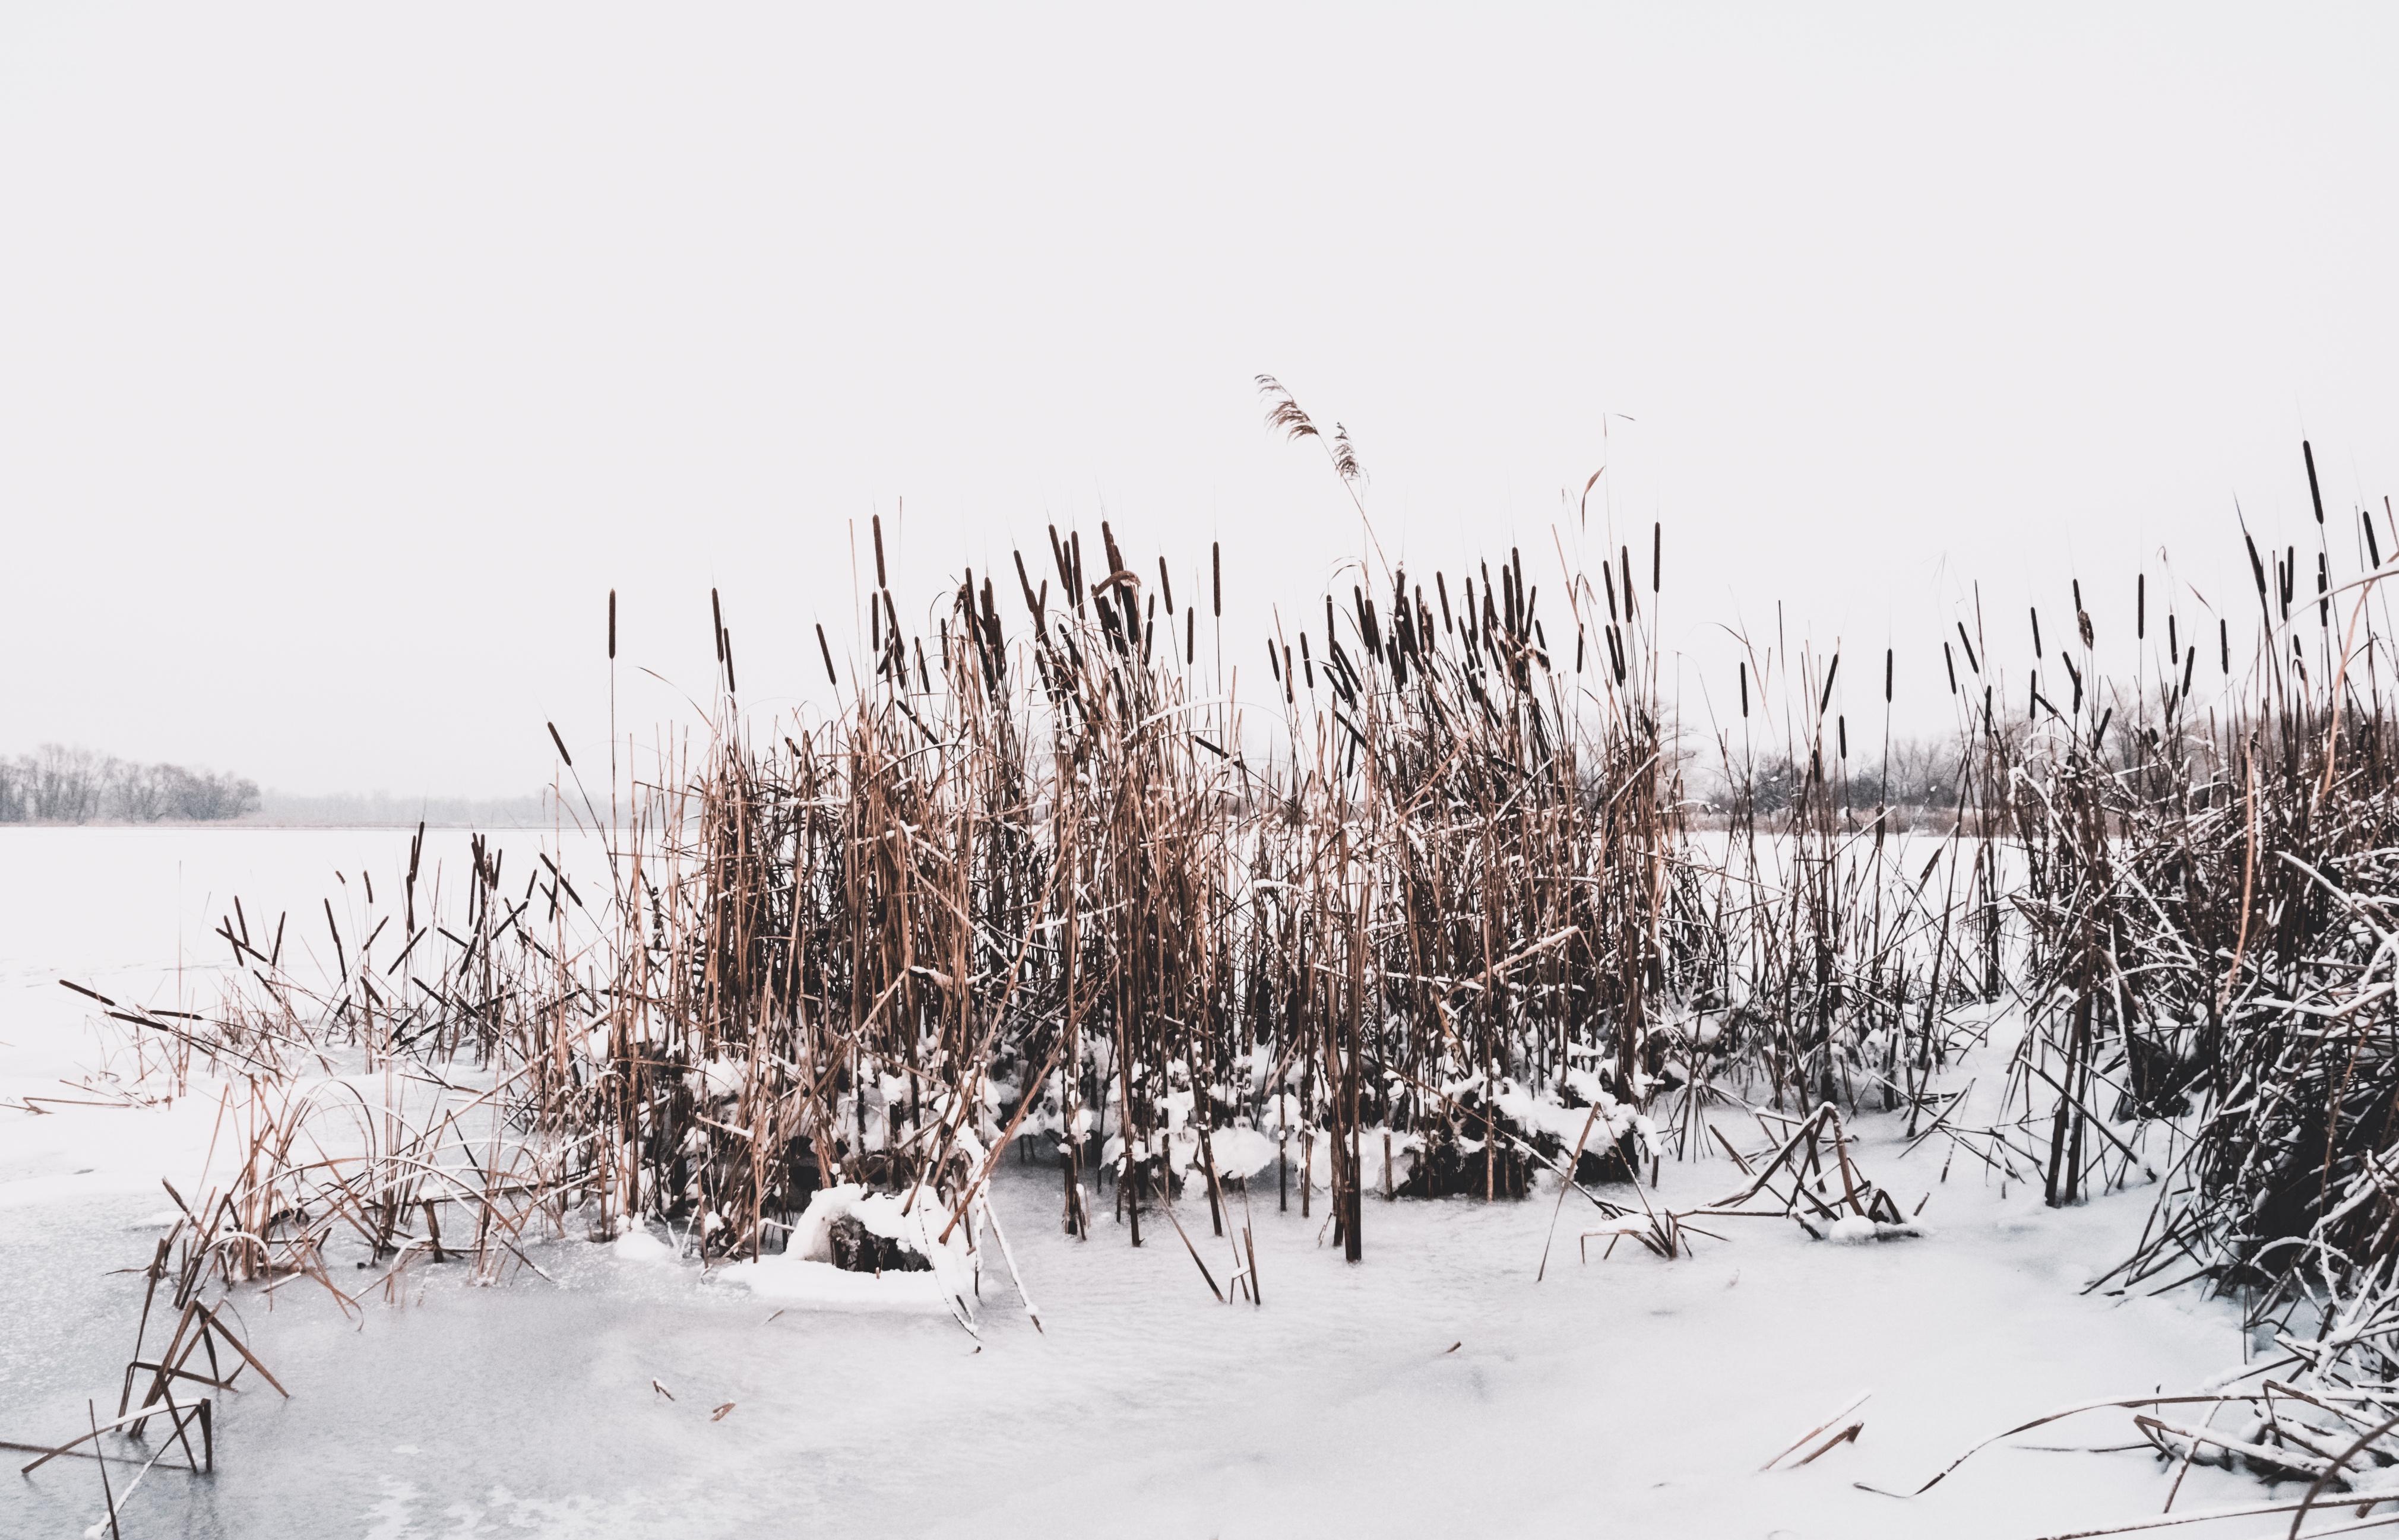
1702, 737, 1966, 815
0, 744, 259, 823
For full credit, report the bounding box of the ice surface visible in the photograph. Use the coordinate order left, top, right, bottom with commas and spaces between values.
0, 828, 2262, 1538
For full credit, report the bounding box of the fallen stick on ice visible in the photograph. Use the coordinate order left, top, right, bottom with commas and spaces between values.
1762, 1390, 1870, 1472
1854, 1393, 2265, 1497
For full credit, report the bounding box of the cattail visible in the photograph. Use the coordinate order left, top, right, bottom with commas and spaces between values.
1739, 660, 1749, 717
1819, 654, 1840, 715
1268, 638, 1281, 681
2366, 509, 2383, 568
1300, 632, 1316, 688
1837, 715, 1847, 759
1158, 559, 1175, 614
1436, 571, 1454, 633
1356, 588, 1381, 654
2305, 439, 2325, 524
2167, 613, 2177, 659
1651, 522, 1661, 592
712, 589, 726, 661
2180, 643, 2197, 698
1015, 550, 1042, 618
1884, 647, 1894, 704
2319, 551, 2331, 626
872, 514, 888, 589
1955, 623, 1980, 675
546, 721, 573, 768
608, 590, 617, 660
1618, 546, 1635, 619
1185, 607, 1196, 666
2219, 617, 2229, 674
1944, 642, 1958, 694
1212, 542, 1221, 617
2030, 607, 2043, 657
1602, 563, 1618, 622
2246, 534, 2269, 601
818, 623, 839, 686
2136, 573, 2145, 639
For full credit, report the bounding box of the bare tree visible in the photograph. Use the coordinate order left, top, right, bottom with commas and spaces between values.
0, 746, 258, 823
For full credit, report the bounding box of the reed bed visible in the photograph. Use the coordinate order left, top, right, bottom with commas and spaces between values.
1839, 453, 2399, 1525
86, 389, 1989, 1307
144, 509, 1711, 1290
46, 425, 2399, 1532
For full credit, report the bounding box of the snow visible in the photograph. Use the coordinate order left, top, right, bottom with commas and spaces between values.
713, 1183, 980, 1316
1824, 1213, 1923, 1244
1198, 1126, 1277, 1182
0, 826, 2267, 1538
715, 1254, 954, 1313
610, 1229, 679, 1266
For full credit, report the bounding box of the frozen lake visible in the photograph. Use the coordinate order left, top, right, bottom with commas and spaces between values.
0, 827, 2255, 1538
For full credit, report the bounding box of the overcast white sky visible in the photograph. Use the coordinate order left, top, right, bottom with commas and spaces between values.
3, 6, 2395, 793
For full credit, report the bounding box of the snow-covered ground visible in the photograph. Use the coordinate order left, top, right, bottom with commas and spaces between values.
0, 827, 2263, 1538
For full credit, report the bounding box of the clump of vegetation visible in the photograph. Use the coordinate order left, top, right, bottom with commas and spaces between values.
1849, 452, 2399, 1519
50, 411, 2399, 1531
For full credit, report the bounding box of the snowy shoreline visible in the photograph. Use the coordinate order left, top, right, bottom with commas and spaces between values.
0, 828, 2263, 1539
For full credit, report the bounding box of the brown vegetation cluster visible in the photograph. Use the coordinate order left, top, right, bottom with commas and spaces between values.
61, 425, 2399, 1522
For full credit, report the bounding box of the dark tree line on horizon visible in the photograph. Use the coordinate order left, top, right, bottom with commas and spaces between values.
0, 744, 258, 823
